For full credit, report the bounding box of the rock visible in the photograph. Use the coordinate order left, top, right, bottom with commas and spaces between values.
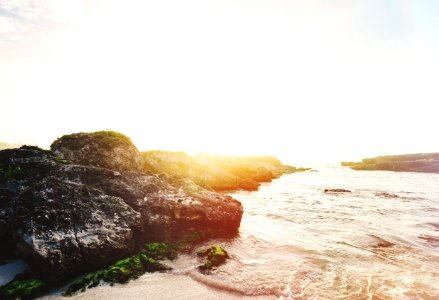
14, 177, 141, 282
51, 131, 143, 173
197, 245, 230, 271
375, 192, 399, 198
57, 165, 243, 242
324, 188, 352, 193
142, 151, 309, 192
0, 132, 243, 283
341, 152, 439, 173
65, 242, 175, 295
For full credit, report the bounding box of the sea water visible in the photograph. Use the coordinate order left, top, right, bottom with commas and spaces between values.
42, 165, 439, 299
187, 165, 439, 299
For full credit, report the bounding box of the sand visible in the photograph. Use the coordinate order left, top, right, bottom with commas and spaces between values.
38, 272, 276, 300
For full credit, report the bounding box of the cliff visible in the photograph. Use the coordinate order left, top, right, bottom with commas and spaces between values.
341, 153, 439, 173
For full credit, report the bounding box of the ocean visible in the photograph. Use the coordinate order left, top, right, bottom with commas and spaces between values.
41, 165, 439, 299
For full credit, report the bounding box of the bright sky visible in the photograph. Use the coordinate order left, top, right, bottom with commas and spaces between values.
1, 0, 438, 164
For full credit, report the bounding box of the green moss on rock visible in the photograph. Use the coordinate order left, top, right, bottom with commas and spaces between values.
0, 278, 45, 299
65, 248, 171, 295
65, 238, 215, 296
103, 256, 145, 283
65, 271, 103, 295
197, 245, 230, 271
141, 242, 176, 260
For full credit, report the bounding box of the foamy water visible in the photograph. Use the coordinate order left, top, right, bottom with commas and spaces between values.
41, 166, 439, 299
188, 166, 439, 299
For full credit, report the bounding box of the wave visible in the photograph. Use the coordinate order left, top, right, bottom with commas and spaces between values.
188, 270, 280, 297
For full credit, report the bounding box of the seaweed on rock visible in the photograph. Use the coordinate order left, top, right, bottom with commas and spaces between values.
197, 245, 230, 271
0, 272, 45, 300
65, 245, 171, 296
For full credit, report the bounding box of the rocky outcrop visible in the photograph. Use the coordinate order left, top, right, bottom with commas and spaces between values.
341, 153, 439, 173
0, 132, 243, 283
324, 188, 351, 194
51, 131, 143, 173
142, 151, 309, 192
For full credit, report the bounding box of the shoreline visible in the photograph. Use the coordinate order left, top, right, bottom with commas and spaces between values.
38, 272, 277, 300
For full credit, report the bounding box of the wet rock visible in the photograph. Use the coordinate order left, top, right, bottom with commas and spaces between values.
65, 242, 173, 295
324, 188, 352, 193
51, 131, 143, 173
0, 132, 243, 283
14, 177, 141, 282
375, 192, 399, 198
197, 245, 230, 271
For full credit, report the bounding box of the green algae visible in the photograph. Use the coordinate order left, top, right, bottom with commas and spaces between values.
141, 242, 176, 260
65, 251, 170, 296
197, 245, 230, 271
65, 271, 103, 295
65, 236, 214, 296
0, 278, 45, 299
102, 256, 145, 283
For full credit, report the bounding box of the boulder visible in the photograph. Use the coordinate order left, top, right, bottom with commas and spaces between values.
51, 131, 143, 173
15, 177, 141, 282
0, 132, 243, 282
0, 147, 141, 282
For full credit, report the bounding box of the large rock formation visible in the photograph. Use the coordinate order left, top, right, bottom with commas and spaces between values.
142, 151, 309, 191
51, 131, 144, 173
0, 132, 243, 283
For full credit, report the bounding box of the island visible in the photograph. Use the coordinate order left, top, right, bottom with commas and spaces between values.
341, 153, 439, 173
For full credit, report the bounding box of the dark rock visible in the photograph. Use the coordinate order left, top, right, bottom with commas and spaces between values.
197, 245, 230, 271
51, 131, 143, 173
14, 177, 141, 282
65, 243, 172, 295
0, 132, 243, 283
324, 188, 352, 193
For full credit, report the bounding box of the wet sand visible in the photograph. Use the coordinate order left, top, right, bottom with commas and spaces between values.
39, 272, 277, 300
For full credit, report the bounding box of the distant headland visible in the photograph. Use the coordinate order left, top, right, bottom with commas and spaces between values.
341, 153, 439, 173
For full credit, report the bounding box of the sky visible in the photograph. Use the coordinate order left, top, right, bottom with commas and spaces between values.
0, 0, 438, 164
